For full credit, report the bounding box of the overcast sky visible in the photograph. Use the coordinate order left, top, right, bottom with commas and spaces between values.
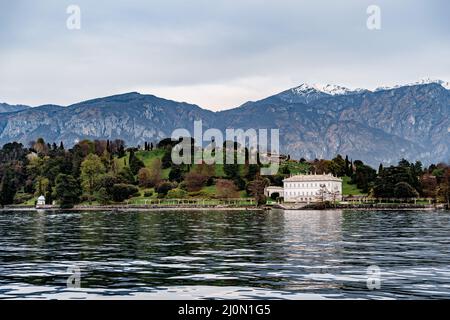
0, 0, 449, 110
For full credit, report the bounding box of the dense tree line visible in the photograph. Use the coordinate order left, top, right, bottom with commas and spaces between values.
0, 138, 271, 207
1, 139, 449, 208
310, 155, 450, 203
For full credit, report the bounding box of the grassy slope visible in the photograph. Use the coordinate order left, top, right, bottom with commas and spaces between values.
115, 150, 363, 199
342, 176, 365, 196
136, 150, 170, 179
114, 150, 170, 179
281, 161, 311, 174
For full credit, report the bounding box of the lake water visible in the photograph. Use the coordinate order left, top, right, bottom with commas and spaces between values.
0, 209, 449, 300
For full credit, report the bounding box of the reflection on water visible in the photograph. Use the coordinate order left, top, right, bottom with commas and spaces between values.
0, 209, 449, 299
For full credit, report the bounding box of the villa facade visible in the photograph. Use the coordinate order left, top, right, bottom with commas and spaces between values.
283, 174, 342, 203
265, 174, 343, 203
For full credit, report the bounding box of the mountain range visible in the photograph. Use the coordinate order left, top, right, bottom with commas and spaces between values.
1, 79, 449, 167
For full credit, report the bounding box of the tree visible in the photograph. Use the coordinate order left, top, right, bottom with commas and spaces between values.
345, 155, 351, 176
117, 167, 135, 184
437, 183, 450, 206
1, 142, 28, 162
138, 168, 152, 188
247, 177, 269, 205
245, 164, 260, 181
313, 159, 332, 174
96, 174, 119, 196
148, 158, 163, 187
161, 149, 173, 169
96, 187, 111, 205
216, 179, 239, 198
117, 143, 126, 158
436, 168, 450, 206
156, 182, 174, 197
76, 140, 95, 157
420, 174, 437, 198
233, 176, 246, 190
53, 174, 81, 208
111, 184, 139, 202
169, 165, 184, 182
351, 161, 377, 193
195, 163, 215, 178
280, 166, 291, 175
35, 176, 50, 196
393, 182, 419, 199
33, 138, 49, 156
129, 149, 144, 175
373, 161, 420, 198
80, 154, 105, 201
185, 171, 208, 192
224, 163, 239, 179
0, 167, 17, 206
330, 155, 346, 177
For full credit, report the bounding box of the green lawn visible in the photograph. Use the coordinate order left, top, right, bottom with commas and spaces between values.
197, 185, 249, 198
281, 161, 311, 174
136, 150, 170, 178
114, 150, 170, 179
114, 153, 130, 171
135, 149, 165, 166
342, 176, 365, 196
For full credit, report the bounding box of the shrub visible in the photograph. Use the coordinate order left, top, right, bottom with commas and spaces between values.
156, 182, 174, 197
111, 184, 139, 202
216, 179, 239, 198
185, 171, 208, 192
96, 174, 119, 195
117, 167, 136, 185
188, 190, 210, 198
143, 190, 153, 197
96, 187, 111, 205
167, 188, 188, 199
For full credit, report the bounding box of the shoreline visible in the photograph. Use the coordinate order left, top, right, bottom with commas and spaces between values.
0, 205, 264, 212
274, 203, 447, 211
0, 204, 447, 212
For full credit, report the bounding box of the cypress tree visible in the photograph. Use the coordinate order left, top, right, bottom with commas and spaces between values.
129, 149, 145, 175
345, 155, 350, 176
0, 167, 17, 206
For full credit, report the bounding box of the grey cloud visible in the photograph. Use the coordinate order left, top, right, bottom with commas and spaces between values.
0, 0, 449, 110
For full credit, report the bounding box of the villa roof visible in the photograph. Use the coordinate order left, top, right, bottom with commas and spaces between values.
283, 174, 342, 182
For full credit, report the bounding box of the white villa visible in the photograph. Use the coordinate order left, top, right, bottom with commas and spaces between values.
265, 173, 343, 203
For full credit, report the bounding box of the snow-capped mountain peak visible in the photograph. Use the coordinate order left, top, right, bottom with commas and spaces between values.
375, 78, 450, 91
275, 83, 367, 105
413, 78, 450, 89
291, 83, 366, 96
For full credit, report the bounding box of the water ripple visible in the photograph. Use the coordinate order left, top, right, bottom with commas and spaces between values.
0, 209, 449, 299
